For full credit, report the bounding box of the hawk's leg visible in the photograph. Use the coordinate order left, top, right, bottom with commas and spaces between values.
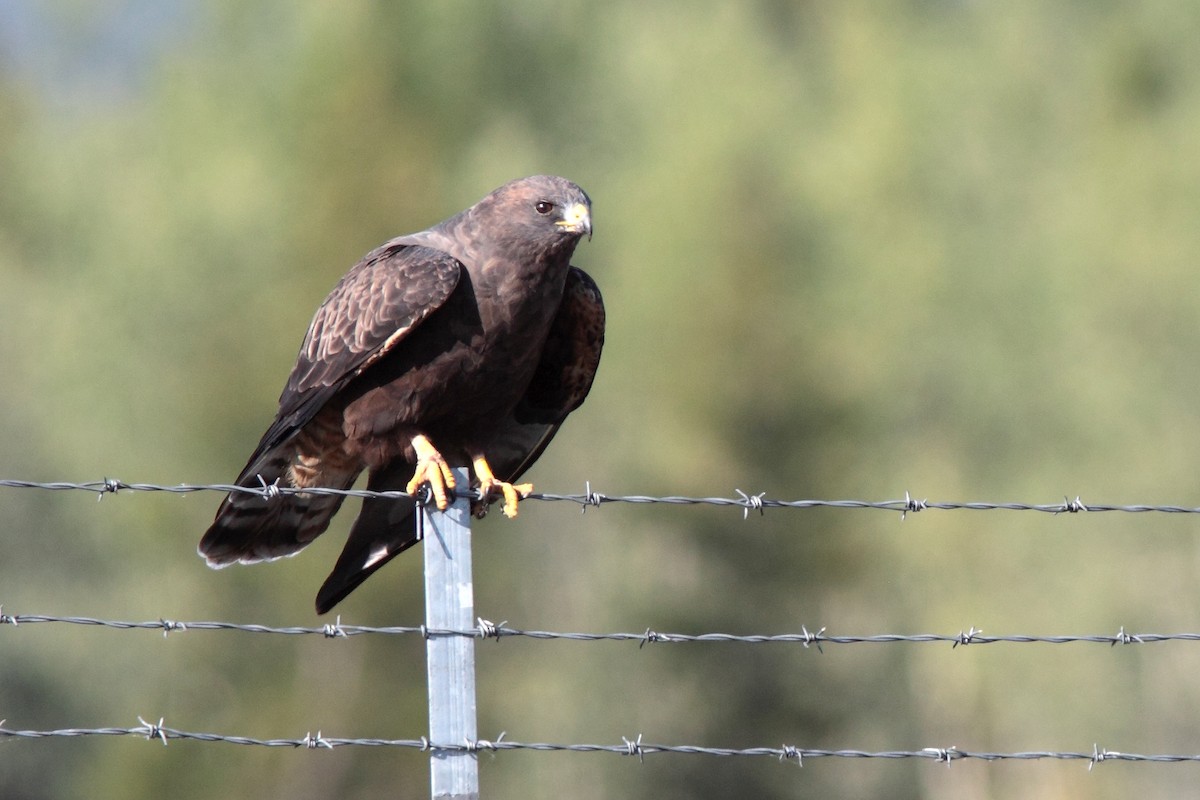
472, 455, 532, 519
405, 434, 457, 510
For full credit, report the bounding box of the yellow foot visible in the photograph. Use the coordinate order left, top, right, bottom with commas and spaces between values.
472, 455, 532, 519
406, 434, 456, 510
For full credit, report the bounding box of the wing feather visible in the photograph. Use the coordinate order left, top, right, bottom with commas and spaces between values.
487, 266, 605, 483
200, 244, 461, 565
247, 244, 461, 464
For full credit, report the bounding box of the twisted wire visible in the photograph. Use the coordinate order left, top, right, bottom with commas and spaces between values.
0, 478, 1188, 516
0, 722, 1182, 767
0, 613, 1175, 649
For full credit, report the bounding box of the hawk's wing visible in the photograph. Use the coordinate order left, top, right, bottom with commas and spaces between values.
486, 265, 605, 485
241, 242, 461, 473
312, 266, 603, 613
199, 242, 460, 567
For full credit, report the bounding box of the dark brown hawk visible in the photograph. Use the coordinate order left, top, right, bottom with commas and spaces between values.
199, 175, 604, 613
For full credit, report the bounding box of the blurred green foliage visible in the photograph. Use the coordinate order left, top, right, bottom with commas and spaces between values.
5, 2, 1200, 798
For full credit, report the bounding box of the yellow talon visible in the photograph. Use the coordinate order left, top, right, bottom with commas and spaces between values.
472, 456, 532, 518
407, 434, 456, 510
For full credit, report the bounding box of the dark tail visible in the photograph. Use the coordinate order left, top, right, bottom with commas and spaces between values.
315, 460, 420, 614
199, 444, 358, 566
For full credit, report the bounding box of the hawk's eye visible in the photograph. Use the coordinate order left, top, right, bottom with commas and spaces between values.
534, 201, 555, 215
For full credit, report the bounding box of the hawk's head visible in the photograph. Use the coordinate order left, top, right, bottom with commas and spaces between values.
478, 175, 593, 248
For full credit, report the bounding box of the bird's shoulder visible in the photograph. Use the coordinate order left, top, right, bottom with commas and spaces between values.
289, 241, 462, 393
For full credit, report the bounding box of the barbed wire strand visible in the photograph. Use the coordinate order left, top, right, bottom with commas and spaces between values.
0, 721, 1187, 767
1, 482, 1188, 775
0, 478, 1190, 517
0, 612, 1173, 649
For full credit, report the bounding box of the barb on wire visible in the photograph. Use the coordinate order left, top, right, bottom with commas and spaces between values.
902, 491, 926, 520
9, 477, 1200, 517
735, 489, 766, 519
139, 716, 168, 746
2, 613, 1198, 650
0, 722, 1194, 767
579, 481, 604, 513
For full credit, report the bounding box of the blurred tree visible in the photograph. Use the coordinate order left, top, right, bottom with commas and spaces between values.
6, 2, 1200, 799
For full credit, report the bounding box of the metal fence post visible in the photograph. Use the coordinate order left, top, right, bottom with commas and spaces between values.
422, 467, 479, 800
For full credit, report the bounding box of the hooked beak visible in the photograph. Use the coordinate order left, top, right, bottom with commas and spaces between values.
556, 203, 592, 240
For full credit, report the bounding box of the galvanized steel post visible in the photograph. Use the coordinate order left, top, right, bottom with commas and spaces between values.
422, 468, 479, 799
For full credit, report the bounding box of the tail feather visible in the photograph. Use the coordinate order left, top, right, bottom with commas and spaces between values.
315, 461, 419, 614
199, 447, 359, 566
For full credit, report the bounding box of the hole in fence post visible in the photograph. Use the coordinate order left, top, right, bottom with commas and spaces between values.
423, 467, 479, 800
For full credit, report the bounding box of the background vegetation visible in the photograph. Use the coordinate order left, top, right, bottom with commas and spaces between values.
5, 2, 1200, 798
